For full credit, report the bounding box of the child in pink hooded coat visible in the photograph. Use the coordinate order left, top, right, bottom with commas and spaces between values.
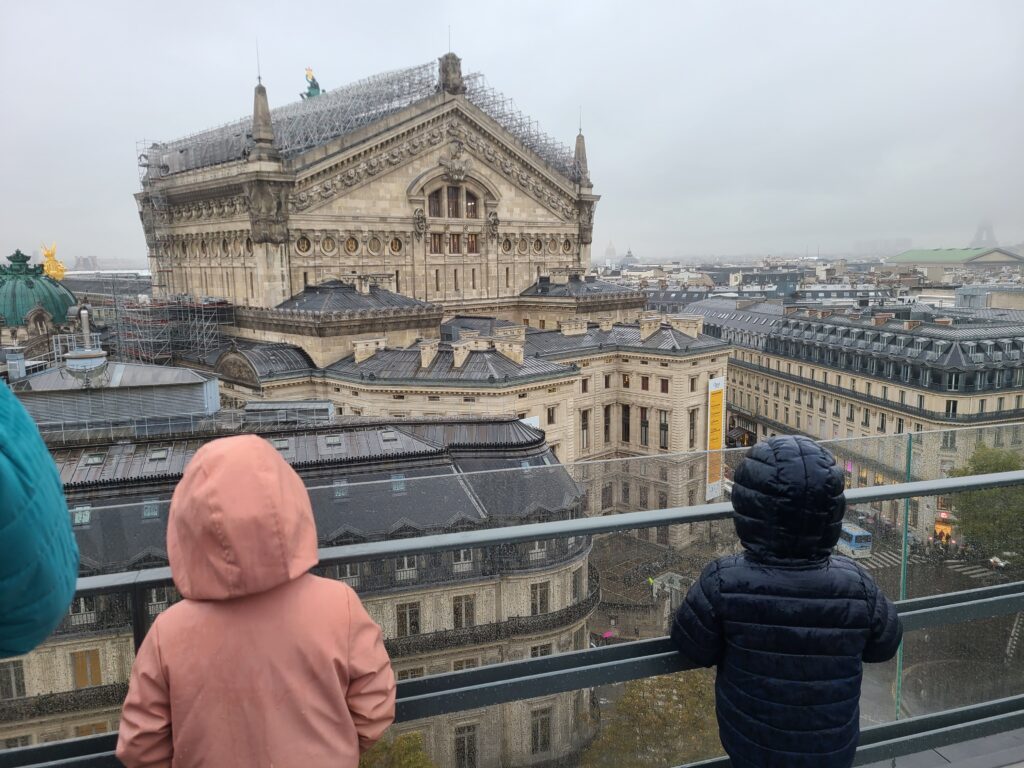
117, 435, 396, 768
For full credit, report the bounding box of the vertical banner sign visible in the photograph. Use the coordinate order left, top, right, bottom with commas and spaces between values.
706, 376, 726, 500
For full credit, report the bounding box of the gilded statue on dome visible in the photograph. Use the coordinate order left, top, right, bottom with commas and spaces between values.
41, 243, 66, 281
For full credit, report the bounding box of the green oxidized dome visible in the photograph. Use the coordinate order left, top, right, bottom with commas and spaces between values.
0, 250, 77, 327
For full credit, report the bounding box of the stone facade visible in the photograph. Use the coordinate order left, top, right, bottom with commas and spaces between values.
137, 56, 599, 313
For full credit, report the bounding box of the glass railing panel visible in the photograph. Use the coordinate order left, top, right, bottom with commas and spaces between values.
898, 616, 1024, 719
0, 585, 135, 749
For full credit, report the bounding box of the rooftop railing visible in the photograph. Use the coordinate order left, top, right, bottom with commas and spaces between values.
5, 424, 1024, 767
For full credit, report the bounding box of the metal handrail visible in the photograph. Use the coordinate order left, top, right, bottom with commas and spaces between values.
73, 468, 1024, 595
6, 581, 1024, 768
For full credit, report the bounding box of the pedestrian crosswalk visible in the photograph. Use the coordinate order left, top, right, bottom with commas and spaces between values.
857, 551, 926, 571
944, 560, 995, 580
853, 550, 997, 580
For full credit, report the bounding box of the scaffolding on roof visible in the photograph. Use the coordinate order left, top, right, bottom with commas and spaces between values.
114, 296, 234, 366
139, 60, 584, 184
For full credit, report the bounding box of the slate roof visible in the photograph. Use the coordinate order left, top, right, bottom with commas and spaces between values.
442, 316, 519, 341
60, 418, 580, 574
11, 362, 212, 392
687, 297, 1024, 369
524, 323, 726, 359
277, 280, 432, 312
326, 347, 571, 385
519, 274, 642, 298
182, 338, 317, 381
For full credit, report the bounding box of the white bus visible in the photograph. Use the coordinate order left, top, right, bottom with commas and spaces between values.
836, 522, 873, 559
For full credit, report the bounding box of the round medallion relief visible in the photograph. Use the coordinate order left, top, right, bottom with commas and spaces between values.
296, 236, 312, 254
221, 238, 229, 256
502, 238, 513, 254
321, 236, 336, 254
245, 237, 253, 254
562, 238, 573, 254
345, 237, 359, 254
390, 237, 403, 254
547, 238, 558, 254
368, 236, 383, 254
200, 240, 208, 256
533, 238, 543, 254
517, 239, 528, 255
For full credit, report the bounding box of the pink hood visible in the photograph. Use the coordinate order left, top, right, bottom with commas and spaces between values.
167, 434, 319, 600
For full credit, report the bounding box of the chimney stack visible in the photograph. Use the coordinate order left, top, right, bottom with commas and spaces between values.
639, 313, 662, 341
668, 314, 704, 338
494, 338, 524, 365
559, 317, 589, 336
597, 315, 614, 332
934, 317, 954, 326
452, 340, 471, 368
355, 276, 371, 295
354, 337, 386, 364
419, 339, 439, 369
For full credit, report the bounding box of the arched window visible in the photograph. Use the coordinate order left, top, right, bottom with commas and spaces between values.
426, 186, 480, 220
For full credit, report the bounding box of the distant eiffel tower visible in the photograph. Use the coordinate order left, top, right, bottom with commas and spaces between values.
969, 220, 998, 248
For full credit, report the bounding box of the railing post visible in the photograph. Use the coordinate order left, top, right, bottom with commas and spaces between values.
131, 583, 147, 652
895, 430, 914, 719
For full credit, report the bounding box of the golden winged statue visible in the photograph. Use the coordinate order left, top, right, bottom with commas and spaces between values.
41, 243, 66, 281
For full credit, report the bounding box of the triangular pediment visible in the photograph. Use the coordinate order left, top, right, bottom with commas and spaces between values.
289, 98, 581, 222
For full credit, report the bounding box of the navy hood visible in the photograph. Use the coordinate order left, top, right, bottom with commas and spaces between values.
731, 435, 846, 562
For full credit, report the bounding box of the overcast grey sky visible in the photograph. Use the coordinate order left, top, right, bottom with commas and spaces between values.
2, 0, 1022, 266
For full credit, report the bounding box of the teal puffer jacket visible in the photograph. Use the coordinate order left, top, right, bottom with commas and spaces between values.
0, 381, 79, 657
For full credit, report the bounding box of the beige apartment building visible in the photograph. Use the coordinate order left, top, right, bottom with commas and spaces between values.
687, 298, 1024, 541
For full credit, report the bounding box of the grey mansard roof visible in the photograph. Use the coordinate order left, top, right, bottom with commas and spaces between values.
525, 324, 726, 359
687, 297, 1024, 369
326, 347, 572, 386
60, 417, 580, 573
520, 274, 641, 298
277, 280, 433, 313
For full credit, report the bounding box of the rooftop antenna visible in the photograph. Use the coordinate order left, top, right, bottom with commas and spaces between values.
256, 37, 262, 84
448, 25, 452, 53
578, 105, 582, 133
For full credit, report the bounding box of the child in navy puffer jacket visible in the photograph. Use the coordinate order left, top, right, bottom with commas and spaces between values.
672, 435, 902, 768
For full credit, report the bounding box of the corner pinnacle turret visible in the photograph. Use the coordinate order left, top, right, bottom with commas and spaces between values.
574, 130, 590, 184
250, 82, 279, 161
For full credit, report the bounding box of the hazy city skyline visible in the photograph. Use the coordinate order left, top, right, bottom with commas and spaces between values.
2, 0, 1022, 267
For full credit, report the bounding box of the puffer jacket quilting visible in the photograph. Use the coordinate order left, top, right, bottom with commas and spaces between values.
672, 435, 902, 768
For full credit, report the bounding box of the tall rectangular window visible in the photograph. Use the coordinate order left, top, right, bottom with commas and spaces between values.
71, 650, 102, 689
468, 234, 479, 254
639, 406, 649, 446
530, 582, 550, 615
622, 374, 630, 388
465, 191, 478, 218
505, 267, 510, 288
621, 404, 631, 443
428, 189, 443, 217
447, 186, 461, 218
449, 233, 461, 253
659, 410, 669, 449
0, 661, 26, 700
688, 409, 697, 449
660, 377, 669, 394
454, 269, 459, 291
435, 269, 441, 292
641, 376, 650, 391
603, 405, 612, 443
572, 567, 583, 602
946, 400, 958, 417
547, 406, 556, 425
430, 233, 444, 254
453, 596, 475, 630
396, 602, 421, 637
531, 708, 552, 754
580, 409, 590, 450
455, 725, 478, 768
